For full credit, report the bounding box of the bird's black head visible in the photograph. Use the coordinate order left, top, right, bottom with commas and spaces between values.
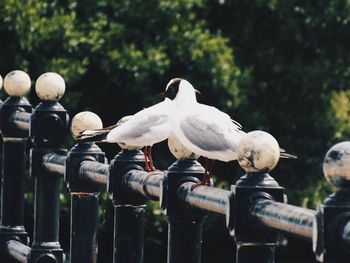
154, 78, 200, 101
165, 78, 182, 100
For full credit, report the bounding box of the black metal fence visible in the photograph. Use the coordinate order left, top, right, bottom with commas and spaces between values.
0, 70, 350, 263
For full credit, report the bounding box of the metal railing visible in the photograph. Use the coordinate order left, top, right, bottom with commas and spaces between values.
0, 70, 350, 263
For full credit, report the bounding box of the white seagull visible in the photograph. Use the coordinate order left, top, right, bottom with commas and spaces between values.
156, 78, 245, 187
78, 89, 177, 172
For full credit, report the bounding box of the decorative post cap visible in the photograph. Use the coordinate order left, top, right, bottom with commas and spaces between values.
237, 130, 280, 173
168, 133, 199, 160
35, 72, 65, 101
4, 70, 31, 96
0, 74, 3, 89
323, 141, 350, 189
70, 111, 103, 140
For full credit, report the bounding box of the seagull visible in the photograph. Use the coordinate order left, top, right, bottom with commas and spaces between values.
156, 78, 245, 187
77, 91, 177, 172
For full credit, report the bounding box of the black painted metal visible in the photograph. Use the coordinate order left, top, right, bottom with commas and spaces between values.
0, 96, 32, 137
235, 244, 275, 263
1, 139, 28, 227
341, 219, 350, 248
30, 101, 69, 148
10, 111, 31, 132
0, 138, 29, 262
177, 182, 229, 215
42, 153, 66, 176
65, 143, 106, 193
122, 169, 164, 200
231, 172, 285, 263
315, 189, 350, 262
113, 206, 145, 263
109, 149, 148, 263
79, 160, 109, 185
5, 240, 31, 263
65, 142, 105, 263
70, 192, 99, 263
30, 98, 68, 263
250, 199, 316, 240
0, 95, 31, 263
162, 159, 206, 263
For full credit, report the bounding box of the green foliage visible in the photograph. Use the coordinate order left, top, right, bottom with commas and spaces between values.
0, 0, 240, 120
207, 0, 350, 207
2, 0, 350, 261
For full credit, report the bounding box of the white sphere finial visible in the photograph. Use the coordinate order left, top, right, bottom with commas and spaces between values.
0, 75, 3, 89
238, 130, 280, 173
323, 142, 350, 189
168, 133, 199, 160
35, 72, 65, 101
71, 111, 103, 140
4, 70, 31, 96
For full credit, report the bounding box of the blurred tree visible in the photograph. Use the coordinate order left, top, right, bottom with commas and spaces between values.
206, 0, 350, 207
0, 1, 241, 262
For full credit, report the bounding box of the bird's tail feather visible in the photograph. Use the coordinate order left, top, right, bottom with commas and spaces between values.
76, 124, 118, 143
279, 148, 297, 159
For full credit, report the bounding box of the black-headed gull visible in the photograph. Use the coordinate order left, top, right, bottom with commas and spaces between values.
78, 90, 177, 172
156, 78, 245, 186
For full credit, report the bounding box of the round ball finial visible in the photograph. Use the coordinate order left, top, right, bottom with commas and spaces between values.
35, 72, 65, 101
323, 142, 350, 188
238, 130, 280, 173
4, 70, 31, 96
0, 75, 3, 89
71, 111, 103, 140
168, 133, 199, 160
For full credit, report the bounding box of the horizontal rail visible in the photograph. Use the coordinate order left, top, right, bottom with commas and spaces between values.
79, 160, 109, 185
5, 240, 30, 263
42, 153, 66, 176
177, 182, 229, 215
10, 111, 31, 132
250, 199, 316, 240
123, 170, 164, 200
342, 221, 350, 248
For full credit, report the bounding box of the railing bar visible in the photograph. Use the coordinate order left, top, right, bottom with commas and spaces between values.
10, 111, 31, 132
250, 199, 316, 240
342, 221, 350, 248
42, 153, 66, 176
79, 160, 109, 185
177, 182, 229, 215
123, 170, 164, 200
5, 240, 30, 263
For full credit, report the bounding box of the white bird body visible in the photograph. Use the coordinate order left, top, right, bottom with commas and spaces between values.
172, 100, 244, 162
79, 98, 175, 148
168, 79, 244, 162
106, 98, 174, 147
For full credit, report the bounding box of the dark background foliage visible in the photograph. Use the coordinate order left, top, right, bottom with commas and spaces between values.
2, 0, 350, 262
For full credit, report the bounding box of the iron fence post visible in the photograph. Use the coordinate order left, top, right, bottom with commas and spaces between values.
29, 73, 69, 263
227, 131, 285, 263
65, 144, 106, 263
314, 142, 350, 262
0, 71, 32, 262
160, 158, 206, 263
108, 149, 148, 263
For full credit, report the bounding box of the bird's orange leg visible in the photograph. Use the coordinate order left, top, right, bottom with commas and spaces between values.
147, 146, 156, 171
191, 158, 211, 190
143, 147, 151, 172
203, 159, 215, 186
